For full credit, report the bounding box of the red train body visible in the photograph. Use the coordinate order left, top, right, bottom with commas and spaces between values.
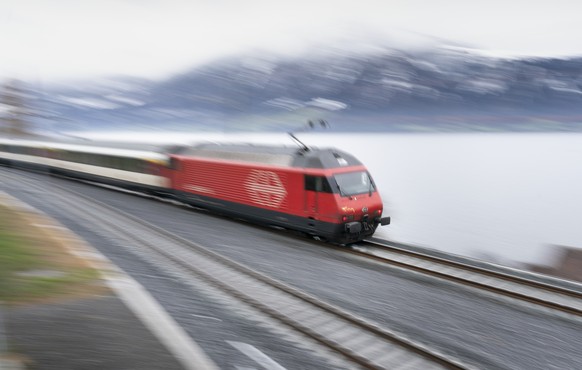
169, 143, 390, 243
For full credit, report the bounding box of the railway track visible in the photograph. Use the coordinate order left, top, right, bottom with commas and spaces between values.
1, 169, 473, 370
350, 240, 582, 317
5, 166, 581, 319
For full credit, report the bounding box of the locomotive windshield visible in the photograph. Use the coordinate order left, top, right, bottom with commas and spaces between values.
333, 171, 375, 196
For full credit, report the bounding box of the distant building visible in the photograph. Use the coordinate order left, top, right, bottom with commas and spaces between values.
0, 80, 31, 136
529, 245, 582, 282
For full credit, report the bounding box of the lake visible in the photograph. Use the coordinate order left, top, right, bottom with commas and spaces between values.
78, 130, 582, 268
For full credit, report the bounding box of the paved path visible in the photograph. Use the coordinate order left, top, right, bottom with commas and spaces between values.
0, 192, 218, 370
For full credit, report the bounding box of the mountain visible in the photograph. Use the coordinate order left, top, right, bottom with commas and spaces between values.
19, 46, 582, 133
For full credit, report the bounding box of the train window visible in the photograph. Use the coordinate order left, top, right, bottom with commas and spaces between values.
114, 157, 121, 169
305, 175, 334, 193
130, 158, 139, 171
120, 158, 129, 170
169, 157, 180, 171
333, 171, 375, 196
125, 158, 133, 171
93, 154, 102, 166
91, 154, 100, 166
108, 156, 115, 168
134, 159, 144, 173
305, 175, 317, 191
322, 177, 335, 193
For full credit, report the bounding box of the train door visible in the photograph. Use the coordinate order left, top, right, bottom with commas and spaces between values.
305, 175, 319, 212
304, 175, 321, 230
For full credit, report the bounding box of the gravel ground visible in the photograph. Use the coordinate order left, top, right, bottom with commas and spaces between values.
5, 295, 185, 370
3, 170, 582, 370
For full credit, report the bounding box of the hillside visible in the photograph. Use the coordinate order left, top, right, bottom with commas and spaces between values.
18, 46, 582, 133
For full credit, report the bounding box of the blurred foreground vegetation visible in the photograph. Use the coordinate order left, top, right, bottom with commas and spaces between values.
0, 206, 100, 304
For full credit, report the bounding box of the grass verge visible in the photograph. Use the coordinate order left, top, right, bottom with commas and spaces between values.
0, 204, 103, 304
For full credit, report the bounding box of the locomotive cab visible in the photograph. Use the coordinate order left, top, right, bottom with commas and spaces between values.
330, 169, 390, 243
298, 149, 390, 244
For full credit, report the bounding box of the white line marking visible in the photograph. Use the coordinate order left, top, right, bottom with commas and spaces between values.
109, 276, 219, 370
227, 341, 288, 370
191, 313, 223, 321
32, 223, 64, 229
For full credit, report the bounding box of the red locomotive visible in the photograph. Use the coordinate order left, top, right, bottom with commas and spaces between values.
170, 143, 390, 243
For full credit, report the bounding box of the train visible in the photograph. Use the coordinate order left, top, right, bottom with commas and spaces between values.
0, 136, 390, 244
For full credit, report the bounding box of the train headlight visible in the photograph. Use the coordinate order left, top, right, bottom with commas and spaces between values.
342, 215, 354, 222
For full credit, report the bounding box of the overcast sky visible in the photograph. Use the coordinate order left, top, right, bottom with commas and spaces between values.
1, 0, 581, 82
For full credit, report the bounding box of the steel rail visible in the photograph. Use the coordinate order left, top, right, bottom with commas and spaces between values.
351, 240, 582, 317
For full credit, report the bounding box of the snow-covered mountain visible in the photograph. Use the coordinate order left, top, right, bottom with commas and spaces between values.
24, 46, 582, 132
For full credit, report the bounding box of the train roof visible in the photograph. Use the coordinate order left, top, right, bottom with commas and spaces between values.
0, 136, 364, 169
177, 143, 363, 169
0, 136, 170, 161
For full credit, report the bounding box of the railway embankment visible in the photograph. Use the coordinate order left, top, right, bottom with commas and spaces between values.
0, 192, 198, 370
